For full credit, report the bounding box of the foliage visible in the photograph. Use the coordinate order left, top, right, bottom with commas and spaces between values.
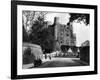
69, 13, 90, 25
23, 11, 54, 52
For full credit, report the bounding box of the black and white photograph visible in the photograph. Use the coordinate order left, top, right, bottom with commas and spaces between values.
22, 11, 90, 69
11, 1, 97, 79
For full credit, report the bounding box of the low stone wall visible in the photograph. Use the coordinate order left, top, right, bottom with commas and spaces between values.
23, 43, 43, 66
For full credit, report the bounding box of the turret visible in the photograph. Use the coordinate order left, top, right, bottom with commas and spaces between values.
54, 17, 60, 25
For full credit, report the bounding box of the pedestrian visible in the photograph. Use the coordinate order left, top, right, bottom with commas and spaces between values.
45, 54, 47, 59
49, 55, 51, 60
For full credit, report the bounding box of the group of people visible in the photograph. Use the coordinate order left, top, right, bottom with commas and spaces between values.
43, 51, 60, 60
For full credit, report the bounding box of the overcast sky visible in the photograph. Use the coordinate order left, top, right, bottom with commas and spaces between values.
45, 13, 70, 25
45, 13, 90, 46
72, 21, 90, 46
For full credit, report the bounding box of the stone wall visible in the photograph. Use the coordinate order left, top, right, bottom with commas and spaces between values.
80, 46, 90, 65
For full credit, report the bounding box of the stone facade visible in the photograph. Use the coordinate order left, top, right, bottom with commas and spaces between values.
53, 17, 76, 51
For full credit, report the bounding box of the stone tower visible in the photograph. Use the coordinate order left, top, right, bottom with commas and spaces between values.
53, 17, 76, 52
53, 17, 61, 51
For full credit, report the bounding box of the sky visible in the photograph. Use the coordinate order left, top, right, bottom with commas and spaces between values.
72, 21, 90, 46
45, 13, 70, 25
45, 12, 90, 46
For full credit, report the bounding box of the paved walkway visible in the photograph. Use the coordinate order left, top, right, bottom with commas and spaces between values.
37, 58, 88, 68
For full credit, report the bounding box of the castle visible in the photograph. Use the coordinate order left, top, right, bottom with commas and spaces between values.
53, 17, 76, 51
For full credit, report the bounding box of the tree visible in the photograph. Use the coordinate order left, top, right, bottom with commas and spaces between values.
23, 11, 54, 53
22, 11, 48, 35
22, 11, 48, 42
30, 18, 54, 52
69, 13, 90, 25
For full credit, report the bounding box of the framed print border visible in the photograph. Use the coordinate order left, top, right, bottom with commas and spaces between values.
11, 0, 98, 79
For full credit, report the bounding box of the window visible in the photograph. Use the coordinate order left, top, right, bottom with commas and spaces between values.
66, 33, 69, 36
